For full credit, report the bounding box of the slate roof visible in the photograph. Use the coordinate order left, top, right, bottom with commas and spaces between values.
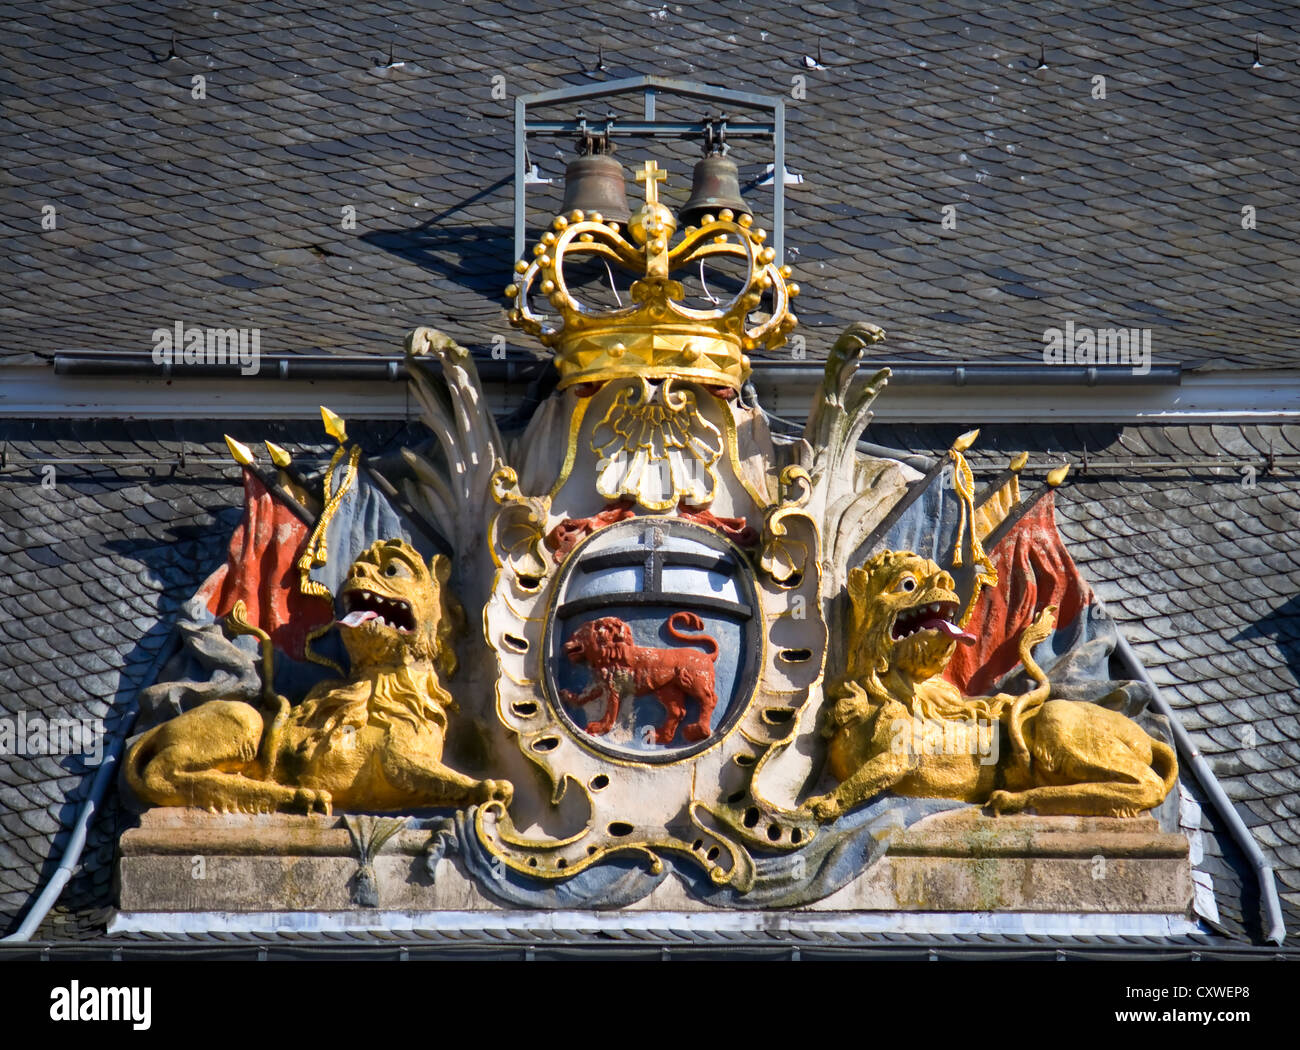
3, 0, 1300, 371
1, 418, 1296, 944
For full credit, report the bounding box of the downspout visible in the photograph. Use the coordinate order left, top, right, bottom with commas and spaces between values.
2, 628, 180, 942
1107, 618, 1286, 946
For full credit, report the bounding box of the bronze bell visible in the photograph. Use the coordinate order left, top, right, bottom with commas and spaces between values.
680, 151, 751, 226
559, 151, 632, 225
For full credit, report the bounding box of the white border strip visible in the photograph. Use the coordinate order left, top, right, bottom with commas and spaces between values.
109, 909, 1204, 938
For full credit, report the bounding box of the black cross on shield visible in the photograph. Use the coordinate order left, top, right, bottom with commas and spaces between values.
546, 517, 759, 762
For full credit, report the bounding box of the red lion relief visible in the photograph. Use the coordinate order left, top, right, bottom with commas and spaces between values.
559, 612, 720, 744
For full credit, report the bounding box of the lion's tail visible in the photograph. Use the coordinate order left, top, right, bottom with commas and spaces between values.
666, 611, 718, 660
122, 726, 161, 805
1151, 737, 1179, 799
1018, 604, 1057, 700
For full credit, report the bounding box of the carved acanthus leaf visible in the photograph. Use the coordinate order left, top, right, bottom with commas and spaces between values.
402, 327, 507, 564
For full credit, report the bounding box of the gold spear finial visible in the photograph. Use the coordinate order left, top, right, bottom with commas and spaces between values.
265, 440, 292, 468
953, 428, 980, 453
320, 406, 347, 445
1046, 463, 1071, 487
224, 435, 254, 466
1010, 451, 1029, 472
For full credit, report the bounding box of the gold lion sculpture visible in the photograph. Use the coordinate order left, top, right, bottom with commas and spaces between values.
801, 549, 1177, 821
125, 539, 512, 815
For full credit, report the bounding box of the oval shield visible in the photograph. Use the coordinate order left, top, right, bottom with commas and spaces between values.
544, 516, 761, 763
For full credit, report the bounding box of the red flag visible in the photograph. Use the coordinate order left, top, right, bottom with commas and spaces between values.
194, 468, 333, 660
945, 491, 1090, 695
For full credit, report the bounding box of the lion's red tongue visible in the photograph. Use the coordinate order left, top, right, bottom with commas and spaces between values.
339, 609, 379, 628
920, 616, 976, 644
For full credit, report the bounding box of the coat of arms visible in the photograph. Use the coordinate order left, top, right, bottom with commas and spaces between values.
119, 157, 1183, 916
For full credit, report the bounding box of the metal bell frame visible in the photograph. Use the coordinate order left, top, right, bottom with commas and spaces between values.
513, 75, 787, 264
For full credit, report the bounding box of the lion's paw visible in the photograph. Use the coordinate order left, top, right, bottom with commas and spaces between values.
294, 787, 332, 816
801, 794, 842, 822
985, 790, 1022, 816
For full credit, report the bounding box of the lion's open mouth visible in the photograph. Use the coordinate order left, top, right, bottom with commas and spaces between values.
338, 588, 415, 633
891, 600, 974, 644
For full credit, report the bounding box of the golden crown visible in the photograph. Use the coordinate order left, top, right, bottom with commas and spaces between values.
505, 160, 798, 390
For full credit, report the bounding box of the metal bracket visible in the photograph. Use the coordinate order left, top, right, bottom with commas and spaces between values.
514, 75, 786, 263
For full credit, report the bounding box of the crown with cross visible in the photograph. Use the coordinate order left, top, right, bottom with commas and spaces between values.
506, 159, 799, 390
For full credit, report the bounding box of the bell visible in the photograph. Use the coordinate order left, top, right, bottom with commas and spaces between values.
680, 151, 751, 226
558, 151, 631, 224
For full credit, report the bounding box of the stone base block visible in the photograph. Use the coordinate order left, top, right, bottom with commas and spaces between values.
821, 808, 1193, 913
116, 807, 1192, 918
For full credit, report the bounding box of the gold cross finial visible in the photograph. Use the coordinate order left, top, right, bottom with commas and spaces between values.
635, 160, 667, 207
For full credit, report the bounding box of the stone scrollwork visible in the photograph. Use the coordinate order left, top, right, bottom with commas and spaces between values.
489, 465, 552, 590
760, 464, 813, 585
